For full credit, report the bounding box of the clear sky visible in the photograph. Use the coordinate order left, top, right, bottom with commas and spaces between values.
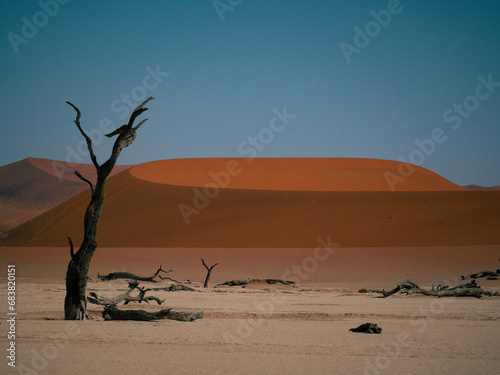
1, 0, 499, 186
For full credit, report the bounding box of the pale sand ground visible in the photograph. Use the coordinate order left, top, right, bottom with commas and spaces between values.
1, 246, 499, 374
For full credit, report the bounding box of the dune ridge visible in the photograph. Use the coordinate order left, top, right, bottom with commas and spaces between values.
1, 158, 498, 248
0, 157, 131, 232
464, 185, 500, 191
130, 158, 467, 191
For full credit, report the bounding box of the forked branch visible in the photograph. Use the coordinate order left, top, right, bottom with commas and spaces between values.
201, 258, 219, 288
88, 281, 164, 306
66, 101, 100, 170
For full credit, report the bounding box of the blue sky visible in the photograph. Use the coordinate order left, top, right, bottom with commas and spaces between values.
1, 0, 499, 186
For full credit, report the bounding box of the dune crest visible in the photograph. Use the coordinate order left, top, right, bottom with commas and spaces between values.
130, 158, 467, 191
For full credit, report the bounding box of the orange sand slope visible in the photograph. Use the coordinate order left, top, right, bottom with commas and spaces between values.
131, 158, 468, 191
1, 158, 498, 248
5, 246, 500, 289
0, 157, 131, 232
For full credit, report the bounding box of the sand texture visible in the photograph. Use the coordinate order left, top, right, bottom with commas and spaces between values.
1, 246, 500, 375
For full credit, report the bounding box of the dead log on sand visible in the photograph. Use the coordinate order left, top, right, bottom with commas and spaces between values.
89, 281, 204, 321
97, 265, 178, 283
365, 279, 484, 298
461, 270, 500, 280
216, 279, 295, 287
151, 284, 198, 292
102, 305, 203, 322
87, 281, 164, 305
350, 323, 382, 334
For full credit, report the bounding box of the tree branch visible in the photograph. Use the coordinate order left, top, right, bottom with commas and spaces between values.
100, 97, 154, 175
126, 97, 154, 130
74, 171, 95, 195
365, 279, 485, 298
68, 236, 75, 259
215, 279, 296, 287
98, 265, 172, 282
88, 281, 164, 306
66, 101, 100, 171
201, 258, 219, 288
133, 118, 148, 131
201, 258, 218, 271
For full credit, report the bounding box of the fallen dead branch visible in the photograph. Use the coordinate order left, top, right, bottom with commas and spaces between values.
151, 284, 198, 292
461, 270, 500, 280
364, 279, 485, 298
102, 305, 203, 322
216, 279, 295, 287
87, 281, 165, 305
97, 265, 178, 283
350, 323, 382, 334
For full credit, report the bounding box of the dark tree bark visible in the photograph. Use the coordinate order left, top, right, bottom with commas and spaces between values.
102, 305, 204, 322
87, 281, 165, 306
64, 97, 154, 320
201, 258, 218, 288
365, 279, 485, 298
349, 323, 382, 334
215, 279, 296, 287
97, 265, 175, 282
461, 270, 500, 280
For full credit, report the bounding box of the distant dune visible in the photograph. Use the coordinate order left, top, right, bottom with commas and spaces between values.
1, 158, 498, 248
0, 157, 131, 232
464, 185, 500, 191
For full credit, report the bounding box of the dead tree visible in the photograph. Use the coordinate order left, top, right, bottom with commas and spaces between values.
97, 265, 176, 282
102, 305, 203, 322
87, 281, 165, 306
201, 258, 218, 288
151, 284, 198, 292
64, 97, 154, 320
366, 279, 484, 298
461, 270, 500, 280
216, 278, 296, 287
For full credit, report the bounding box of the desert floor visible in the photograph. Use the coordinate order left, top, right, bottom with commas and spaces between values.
1, 246, 499, 375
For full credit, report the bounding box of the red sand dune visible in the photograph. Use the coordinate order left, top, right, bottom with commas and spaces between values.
131, 158, 468, 191
464, 185, 500, 191
1, 158, 498, 248
0, 158, 131, 231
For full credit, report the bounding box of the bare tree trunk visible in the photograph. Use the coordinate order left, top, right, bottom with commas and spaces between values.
201, 258, 218, 288
64, 97, 154, 320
